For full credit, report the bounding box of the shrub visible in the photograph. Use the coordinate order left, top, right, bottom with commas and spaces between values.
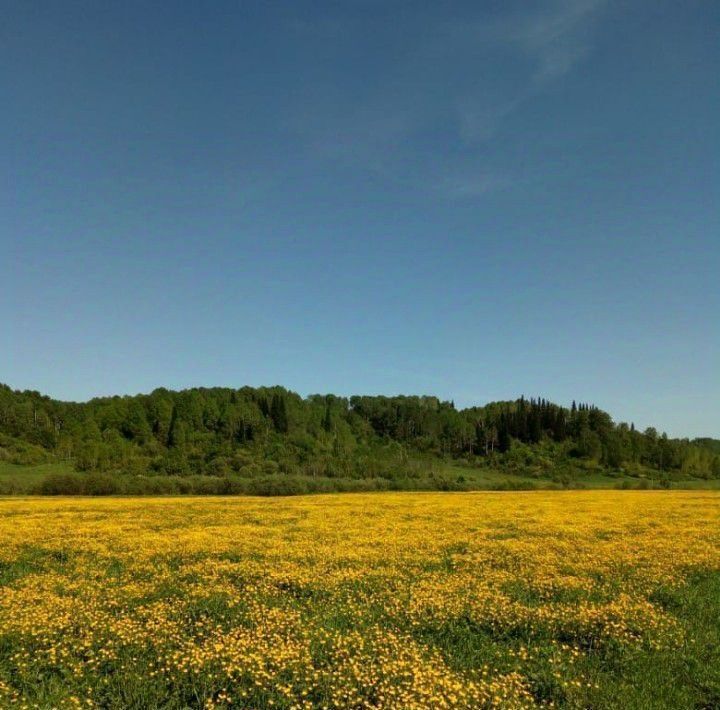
38, 473, 85, 495
83, 472, 121, 495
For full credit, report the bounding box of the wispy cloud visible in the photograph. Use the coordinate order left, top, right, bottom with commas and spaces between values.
456, 97, 525, 145
433, 172, 510, 200
454, 0, 606, 141
291, 101, 415, 178
288, 1, 607, 197
512, 0, 605, 84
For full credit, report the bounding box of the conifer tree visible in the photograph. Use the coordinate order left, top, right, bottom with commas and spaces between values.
270, 394, 289, 433
322, 403, 332, 432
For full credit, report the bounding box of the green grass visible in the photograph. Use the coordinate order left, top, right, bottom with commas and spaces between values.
0, 461, 73, 482
439, 462, 547, 487
670, 478, 720, 490
441, 461, 720, 491
0, 461, 74, 493
0, 459, 718, 497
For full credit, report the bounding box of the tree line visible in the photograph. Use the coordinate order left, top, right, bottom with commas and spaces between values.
1, 384, 718, 490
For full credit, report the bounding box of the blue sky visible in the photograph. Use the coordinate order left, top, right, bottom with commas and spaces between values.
2, 0, 719, 437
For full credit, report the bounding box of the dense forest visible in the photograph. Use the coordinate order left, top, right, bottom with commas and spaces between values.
0, 383, 718, 494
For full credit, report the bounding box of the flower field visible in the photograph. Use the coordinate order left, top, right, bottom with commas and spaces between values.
0, 492, 719, 709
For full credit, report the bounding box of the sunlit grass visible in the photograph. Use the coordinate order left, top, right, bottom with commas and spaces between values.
0, 461, 74, 481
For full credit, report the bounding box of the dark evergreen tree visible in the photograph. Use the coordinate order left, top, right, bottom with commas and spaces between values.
322, 402, 333, 433
497, 413, 511, 453
167, 406, 185, 448
270, 394, 289, 433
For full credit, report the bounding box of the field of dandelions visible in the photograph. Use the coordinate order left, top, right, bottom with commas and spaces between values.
0, 492, 718, 709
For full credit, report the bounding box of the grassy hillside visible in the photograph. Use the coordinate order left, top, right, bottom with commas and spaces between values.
0, 461, 75, 493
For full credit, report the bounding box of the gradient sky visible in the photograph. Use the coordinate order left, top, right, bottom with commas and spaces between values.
3, 1, 719, 437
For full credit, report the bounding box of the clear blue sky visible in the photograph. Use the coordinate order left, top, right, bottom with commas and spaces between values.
2, 1, 719, 437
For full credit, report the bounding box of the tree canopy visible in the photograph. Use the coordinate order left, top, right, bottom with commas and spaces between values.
1, 383, 718, 490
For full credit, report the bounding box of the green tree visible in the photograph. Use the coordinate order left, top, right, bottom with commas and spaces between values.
270, 394, 289, 433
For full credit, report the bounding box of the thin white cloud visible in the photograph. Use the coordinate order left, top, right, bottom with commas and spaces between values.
434, 172, 510, 199
455, 0, 606, 141
456, 96, 525, 145
288, 1, 607, 197
512, 0, 605, 84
